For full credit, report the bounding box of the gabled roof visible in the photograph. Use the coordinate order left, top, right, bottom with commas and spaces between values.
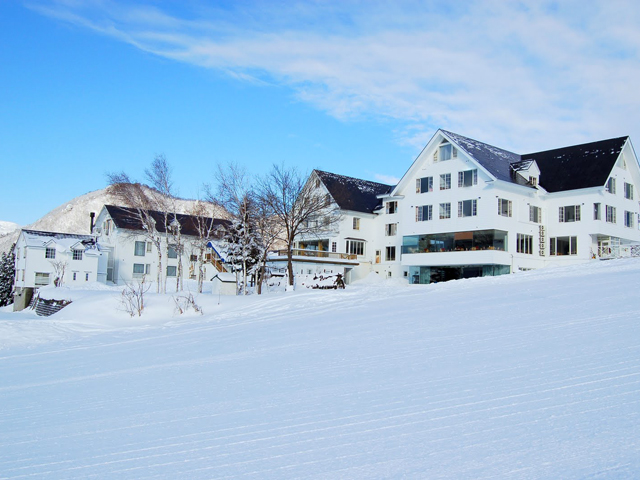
104, 205, 230, 237
441, 130, 521, 183
522, 136, 628, 193
314, 170, 393, 214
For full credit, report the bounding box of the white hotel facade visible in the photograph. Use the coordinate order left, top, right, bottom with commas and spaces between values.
293, 129, 640, 284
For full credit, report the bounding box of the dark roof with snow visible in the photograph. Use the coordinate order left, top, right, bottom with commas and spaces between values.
104, 205, 229, 237
442, 130, 521, 183
442, 130, 629, 193
522, 136, 628, 193
314, 170, 393, 214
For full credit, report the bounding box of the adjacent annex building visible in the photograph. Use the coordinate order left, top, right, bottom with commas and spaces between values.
298, 129, 640, 284
13, 229, 103, 309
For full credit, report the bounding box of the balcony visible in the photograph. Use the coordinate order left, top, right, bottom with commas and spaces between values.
271, 249, 358, 263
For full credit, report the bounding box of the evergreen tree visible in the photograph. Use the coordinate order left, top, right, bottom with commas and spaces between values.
0, 243, 16, 307
222, 206, 261, 294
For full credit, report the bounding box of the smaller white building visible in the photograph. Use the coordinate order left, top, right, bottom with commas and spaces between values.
13, 229, 102, 310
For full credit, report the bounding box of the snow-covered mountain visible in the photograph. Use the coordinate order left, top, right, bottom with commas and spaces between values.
0, 187, 224, 254
0, 221, 20, 237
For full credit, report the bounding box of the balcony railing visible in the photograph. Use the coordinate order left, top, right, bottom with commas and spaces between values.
597, 244, 640, 259
273, 249, 357, 261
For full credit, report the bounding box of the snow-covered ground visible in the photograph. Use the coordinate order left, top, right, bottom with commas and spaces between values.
1, 260, 639, 478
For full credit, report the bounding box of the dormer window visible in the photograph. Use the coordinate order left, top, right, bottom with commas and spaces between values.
606, 178, 616, 194
529, 176, 537, 186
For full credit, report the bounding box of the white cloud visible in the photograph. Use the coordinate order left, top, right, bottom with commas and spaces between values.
373, 173, 400, 185
28, 0, 640, 153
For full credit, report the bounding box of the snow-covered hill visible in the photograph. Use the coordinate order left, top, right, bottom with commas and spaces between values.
0, 187, 224, 254
0, 220, 20, 237
1, 259, 639, 478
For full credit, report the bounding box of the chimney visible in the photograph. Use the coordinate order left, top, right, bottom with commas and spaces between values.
90, 212, 96, 233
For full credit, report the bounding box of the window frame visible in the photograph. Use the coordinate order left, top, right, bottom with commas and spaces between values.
558, 205, 581, 223
458, 169, 478, 188
346, 239, 365, 256
498, 198, 512, 217
517, 233, 533, 254
166, 265, 177, 277
45, 247, 56, 259
529, 205, 541, 223
385, 246, 396, 262
385, 223, 398, 236
549, 236, 578, 256
594, 203, 601, 220
134, 241, 146, 256
386, 201, 398, 214
439, 203, 451, 219
352, 217, 360, 230
606, 177, 616, 194
625, 182, 634, 200
416, 205, 433, 222
606, 205, 617, 223
72, 249, 83, 261
416, 177, 433, 194
624, 210, 634, 228
439, 173, 451, 190
457, 199, 477, 218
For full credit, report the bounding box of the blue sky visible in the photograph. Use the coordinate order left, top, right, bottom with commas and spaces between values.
2, 0, 640, 226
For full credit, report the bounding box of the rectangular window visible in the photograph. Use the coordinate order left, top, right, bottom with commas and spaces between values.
146, 242, 152, 252
416, 177, 433, 193
594, 203, 601, 220
45, 247, 56, 259
439, 173, 451, 190
190, 254, 198, 262
457, 199, 477, 217
625, 182, 634, 200
606, 205, 617, 223
34, 272, 50, 286
346, 240, 365, 256
438, 142, 457, 161
624, 210, 634, 228
85, 272, 89, 281
416, 205, 432, 222
168, 246, 178, 259
133, 263, 145, 275
385, 246, 396, 261
529, 206, 541, 223
352, 217, 360, 230
331, 241, 337, 253
72, 272, 77, 281
385, 223, 397, 236
386, 201, 398, 214
606, 177, 616, 194
498, 198, 512, 217
145, 264, 151, 275
167, 266, 177, 277
517, 234, 533, 254
134, 241, 146, 256
458, 169, 478, 187
549, 236, 577, 256
402, 229, 508, 254
72, 250, 83, 261
529, 176, 537, 186
439, 203, 451, 219
559, 205, 581, 222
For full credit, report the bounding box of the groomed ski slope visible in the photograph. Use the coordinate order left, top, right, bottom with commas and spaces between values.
1, 260, 639, 478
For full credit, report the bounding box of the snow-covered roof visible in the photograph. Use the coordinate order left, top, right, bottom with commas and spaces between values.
441, 130, 522, 183
212, 272, 236, 283
314, 170, 393, 214
20, 229, 96, 251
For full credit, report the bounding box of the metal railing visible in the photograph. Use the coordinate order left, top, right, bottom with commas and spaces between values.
597, 244, 640, 259
273, 249, 357, 260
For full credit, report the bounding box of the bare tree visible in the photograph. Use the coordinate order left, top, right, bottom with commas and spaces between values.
50, 260, 68, 287
107, 173, 165, 292
207, 163, 257, 295
252, 198, 284, 294
257, 164, 341, 289
145, 155, 184, 292
187, 200, 222, 293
